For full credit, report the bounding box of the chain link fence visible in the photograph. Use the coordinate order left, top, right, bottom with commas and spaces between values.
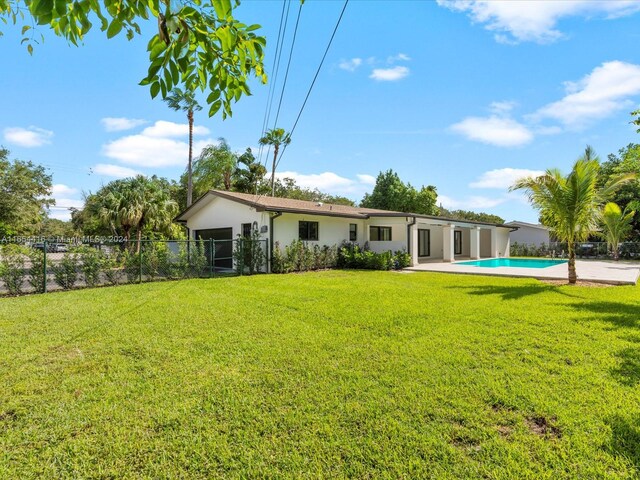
0, 237, 268, 296
511, 241, 640, 260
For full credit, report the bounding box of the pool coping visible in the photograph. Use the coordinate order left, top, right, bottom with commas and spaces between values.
405, 258, 640, 285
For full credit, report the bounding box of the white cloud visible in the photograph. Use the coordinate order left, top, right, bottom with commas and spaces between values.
51, 184, 78, 197
47, 183, 83, 221
338, 58, 362, 72
92, 163, 142, 178
3, 126, 53, 147
102, 120, 213, 167
489, 101, 517, 115
370, 66, 410, 82
438, 194, 507, 210
436, 0, 640, 44
531, 61, 640, 129
387, 53, 411, 63
357, 174, 376, 185
141, 120, 209, 138
101, 117, 147, 132
275, 171, 375, 196
469, 168, 545, 189
450, 115, 533, 147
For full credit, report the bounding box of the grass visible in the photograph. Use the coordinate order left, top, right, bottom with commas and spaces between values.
1, 270, 639, 478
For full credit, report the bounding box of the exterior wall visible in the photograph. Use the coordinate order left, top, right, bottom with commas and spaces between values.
496, 228, 511, 257
509, 226, 550, 246
273, 213, 365, 248
366, 217, 409, 253
187, 196, 268, 240
415, 224, 444, 259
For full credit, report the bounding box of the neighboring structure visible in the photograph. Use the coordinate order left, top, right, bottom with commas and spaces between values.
175, 190, 513, 271
505, 221, 551, 246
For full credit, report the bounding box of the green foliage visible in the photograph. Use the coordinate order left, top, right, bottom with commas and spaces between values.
51, 251, 79, 290
0, 244, 27, 294
511, 146, 635, 283
439, 208, 505, 225
510, 242, 551, 258
271, 240, 338, 274
272, 177, 356, 206
74, 246, 105, 287
599, 143, 640, 241
0, 148, 53, 235
103, 250, 124, 286
234, 148, 267, 194
192, 139, 238, 195
123, 250, 141, 283
361, 170, 438, 215
259, 127, 291, 195
2, 1, 267, 117
189, 240, 209, 278
600, 202, 635, 260
337, 244, 410, 271
232, 231, 265, 275
27, 248, 45, 293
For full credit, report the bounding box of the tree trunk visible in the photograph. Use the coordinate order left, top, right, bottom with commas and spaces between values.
567, 243, 577, 284
136, 227, 143, 255
271, 144, 279, 197
187, 109, 194, 207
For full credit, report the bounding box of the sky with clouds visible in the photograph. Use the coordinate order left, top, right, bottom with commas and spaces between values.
1, 0, 640, 222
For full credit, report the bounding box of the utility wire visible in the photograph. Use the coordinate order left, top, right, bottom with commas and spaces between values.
275, 0, 349, 171
257, 0, 289, 167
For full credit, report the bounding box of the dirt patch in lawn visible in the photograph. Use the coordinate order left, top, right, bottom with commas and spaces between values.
527, 415, 562, 438
540, 279, 616, 287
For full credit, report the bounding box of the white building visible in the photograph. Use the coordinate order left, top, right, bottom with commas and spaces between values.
176, 190, 512, 271
505, 221, 551, 246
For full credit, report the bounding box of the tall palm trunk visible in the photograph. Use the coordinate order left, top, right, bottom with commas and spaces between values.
136, 227, 143, 255
567, 242, 577, 284
187, 109, 194, 207
270, 144, 279, 197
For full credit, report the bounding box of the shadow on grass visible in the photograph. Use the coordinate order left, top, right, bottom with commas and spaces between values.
611, 348, 640, 387
448, 283, 578, 301
607, 415, 640, 468
568, 301, 640, 329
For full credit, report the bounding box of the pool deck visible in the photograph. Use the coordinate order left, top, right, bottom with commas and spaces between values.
405, 258, 640, 285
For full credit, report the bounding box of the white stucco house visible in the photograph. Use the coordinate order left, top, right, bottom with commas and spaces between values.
175, 190, 513, 271
505, 221, 551, 246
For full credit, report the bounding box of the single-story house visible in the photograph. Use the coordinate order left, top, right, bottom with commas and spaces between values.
175, 190, 513, 271
505, 221, 551, 246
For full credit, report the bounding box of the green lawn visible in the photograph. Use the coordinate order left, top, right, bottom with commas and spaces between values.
1, 271, 639, 478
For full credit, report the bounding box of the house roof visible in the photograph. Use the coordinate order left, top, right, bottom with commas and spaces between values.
504, 221, 549, 231
176, 190, 512, 228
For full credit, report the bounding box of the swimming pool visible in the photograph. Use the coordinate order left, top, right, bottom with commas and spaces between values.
455, 258, 567, 269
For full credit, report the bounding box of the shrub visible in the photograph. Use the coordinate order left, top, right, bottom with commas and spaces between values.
74, 246, 105, 287
52, 251, 79, 290
142, 242, 170, 280
0, 244, 28, 294
338, 243, 409, 271
190, 239, 209, 277
27, 248, 46, 293
103, 250, 124, 286
232, 232, 265, 275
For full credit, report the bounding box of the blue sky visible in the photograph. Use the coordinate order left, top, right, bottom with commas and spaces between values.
2, 0, 640, 222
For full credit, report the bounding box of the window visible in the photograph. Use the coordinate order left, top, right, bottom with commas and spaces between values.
241, 223, 252, 238
454, 230, 462, 255
349, 223, 357, 242
299, 221, 319, 241
418, 229, 430, 257
370, 226, 392, 241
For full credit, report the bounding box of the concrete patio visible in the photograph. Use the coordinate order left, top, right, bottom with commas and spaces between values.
406, 259, 640, 285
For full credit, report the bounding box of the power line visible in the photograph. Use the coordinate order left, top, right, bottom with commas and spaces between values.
275, 0, 349, 171
257, 0, 289, 168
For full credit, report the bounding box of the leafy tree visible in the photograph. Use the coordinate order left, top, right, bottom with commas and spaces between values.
38, 218, 76, 238
191, 139, 238, 198
438, 208, 505, 224
511, 147, 634, 284
273, 177, 355, 206
0, 148, 53, 235
598, 143, 640, 240
81, 175, 178, 251
360, 170, 438, 215
1, 1, 267, 116
164, 88, 202, 207
259, 128, 291, 196
234, 148, 267, 194
600, 202, 635, 260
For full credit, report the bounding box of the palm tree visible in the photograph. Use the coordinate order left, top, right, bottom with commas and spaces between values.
164, 88, 202, 207
132, 176, 178, 253
258, 128, 291, 196
192, 139, 238, 195
234, 148, 267, 194
511, 146, 634, 284
600, 202, 635, 260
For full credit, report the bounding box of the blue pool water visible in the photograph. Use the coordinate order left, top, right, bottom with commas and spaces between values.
455, 258, 567, 269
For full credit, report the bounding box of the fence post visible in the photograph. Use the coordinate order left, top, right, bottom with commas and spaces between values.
138, 241, 143, 284
212, 239, 216, 278
209, 238, 214, 278
43, 240, 47, 293
265, 238, 269, 273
